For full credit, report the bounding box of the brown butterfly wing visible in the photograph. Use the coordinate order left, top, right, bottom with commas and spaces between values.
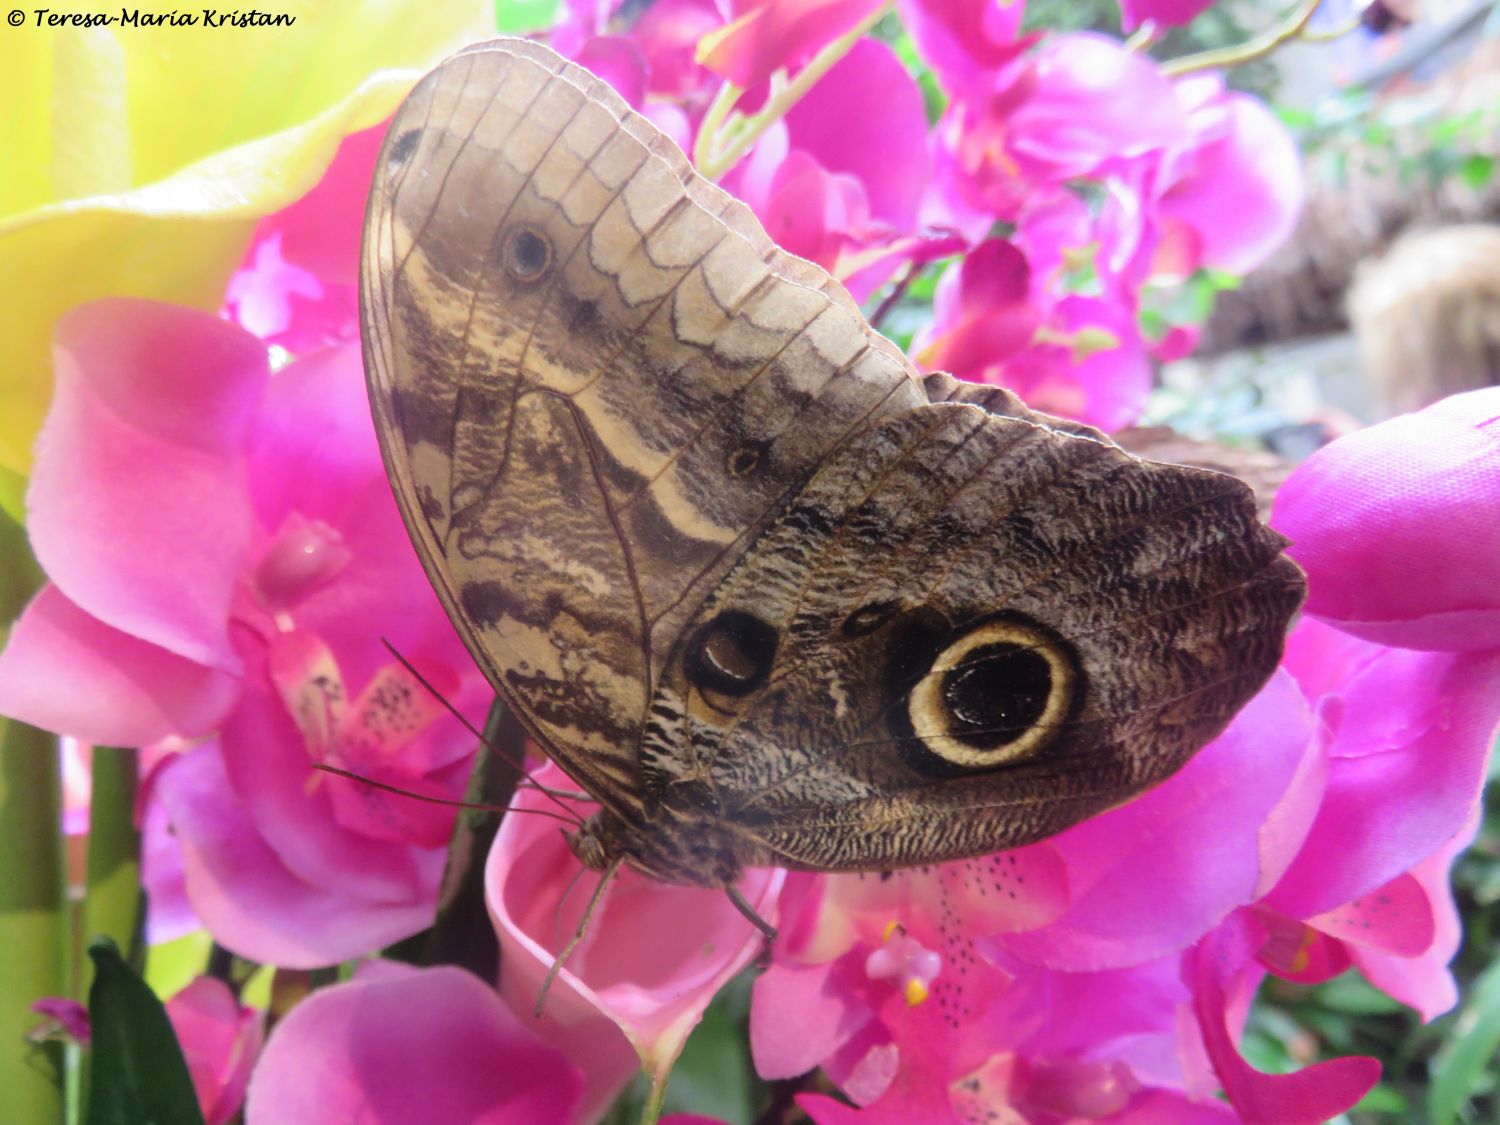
641, 379, 1305, 871
360, 38, 927, 821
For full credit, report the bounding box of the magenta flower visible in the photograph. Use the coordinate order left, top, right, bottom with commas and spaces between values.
486, 762, 786, 1119
697, 0, 887, 88
727, 39, 938, 298
0, 300, 486, 965
898, 0, 1027, 100
1274, 387, 1500, 652
1118, 0, 1216, 31
165, 977, 264, 1125
245, 962, 583, 1124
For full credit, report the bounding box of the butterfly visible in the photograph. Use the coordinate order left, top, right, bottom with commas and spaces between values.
359, 38, 1305, 926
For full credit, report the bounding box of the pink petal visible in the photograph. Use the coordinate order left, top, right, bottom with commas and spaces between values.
156, 745, 440, 967
166, 978, 263, 1125
219, 630, 444, 905
898, 0, 1027, 98
699, 0, 887, 88
31, 300, 265, 672
1118, 0, 1215, 31
751, 952, 876, 1079
245, 962, 583, 1124
1158, 79, 1304, 276
1265, 644, 1500, 919
1189, 913, 1379, 1124
1272, 387, 1500, 651
783, 38, 929, 228
1003, 672, 1313, 970
0, 584, 238, 745
1350, 817, 1472, 1021
486, 763, 785, 1116
1008, 34, 1188, 182
1307, 872, 1434, 958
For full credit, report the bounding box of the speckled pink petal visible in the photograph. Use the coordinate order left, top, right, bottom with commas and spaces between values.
1308, 872, 1434, 959
0, 584, 238, 745
751, 952, 876, 1080
31, 300, 265, 672
245, 962, 583, 1124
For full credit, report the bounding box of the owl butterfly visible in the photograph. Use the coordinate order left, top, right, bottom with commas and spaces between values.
360, 39, 1305, 937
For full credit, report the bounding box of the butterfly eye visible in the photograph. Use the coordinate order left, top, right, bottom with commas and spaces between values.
686, 611, 778, 696
502, 224, 553, 283
906, 617, 1077, 769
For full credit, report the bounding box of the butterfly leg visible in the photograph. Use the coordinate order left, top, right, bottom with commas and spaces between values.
724, 883, 778, 943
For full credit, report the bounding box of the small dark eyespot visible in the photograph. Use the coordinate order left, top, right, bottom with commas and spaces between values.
389, 129, 422, 166
726, 443, 766, 478
841, 600, 901, 637
503, 224, 553, 283
685, 610, 778, 696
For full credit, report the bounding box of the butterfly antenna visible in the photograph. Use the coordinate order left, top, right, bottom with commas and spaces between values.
379, 638, 592, 808
311, 763, 583, 827
536, 855, 624, 1018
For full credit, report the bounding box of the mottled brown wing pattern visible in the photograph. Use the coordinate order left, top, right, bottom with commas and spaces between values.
362, 39, 926, 821
634, 379, 1305, 872
364, 37, 1306, 889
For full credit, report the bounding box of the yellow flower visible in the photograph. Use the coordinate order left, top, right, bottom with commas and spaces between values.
0, 0, 493, 508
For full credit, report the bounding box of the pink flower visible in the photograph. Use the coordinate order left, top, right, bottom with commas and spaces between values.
165, 978, 264, 1125
0, 300, 486, 965
726, 39, 938, 297
697, 0, 887, 88
1273, 387, 1500, 652
245, 962, 583, 1124
1155, 73, 1304, 277
898, 0, 1027, 100
486, 762, 786, 1120
1118, 0, 1216, 31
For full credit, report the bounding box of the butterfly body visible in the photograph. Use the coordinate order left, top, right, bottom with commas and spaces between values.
361, 39, 1305, 891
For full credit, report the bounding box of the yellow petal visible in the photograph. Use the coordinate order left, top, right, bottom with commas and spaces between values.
0, 1, 493, 476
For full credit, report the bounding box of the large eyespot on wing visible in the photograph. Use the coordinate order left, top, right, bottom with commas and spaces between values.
646, 400, 1304, 871
360, 38, 929, 822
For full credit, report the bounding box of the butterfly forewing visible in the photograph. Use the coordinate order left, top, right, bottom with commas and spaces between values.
362, 38, 1305, 887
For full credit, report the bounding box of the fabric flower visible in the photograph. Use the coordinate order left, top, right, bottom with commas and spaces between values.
0, 300, 486, 964
697, 0, 887, 88
245, 962, 583, 1124
487, 762, 786, 1120
1273, 387, 1500, 652
165, 977, 264, 1125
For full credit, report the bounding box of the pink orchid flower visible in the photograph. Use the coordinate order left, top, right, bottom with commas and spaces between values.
0, 300, 486, 965
697, 0, 888, 88
725, 39, 937, 299
486, 761, 786, 1120
245, 962, 583, 1124
1274, 387, 1500, 652
165, 977, 264, 1125
1118, 0, 1216, 31
898, 0, 1028, 100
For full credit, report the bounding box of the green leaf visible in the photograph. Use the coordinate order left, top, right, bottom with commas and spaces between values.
1460, 154, 1496, 193
493, 0, 557, 34
84, 938, 205, 1125
1427, 956, 1500, 1125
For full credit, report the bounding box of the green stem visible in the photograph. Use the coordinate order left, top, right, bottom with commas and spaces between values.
422, 698, 522, 979
83, 747, 142, 969
0, 511, 66, 1124
638, 1068, 669, 1125
1161, 0, 1324, 77
695, 3, 892, 180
